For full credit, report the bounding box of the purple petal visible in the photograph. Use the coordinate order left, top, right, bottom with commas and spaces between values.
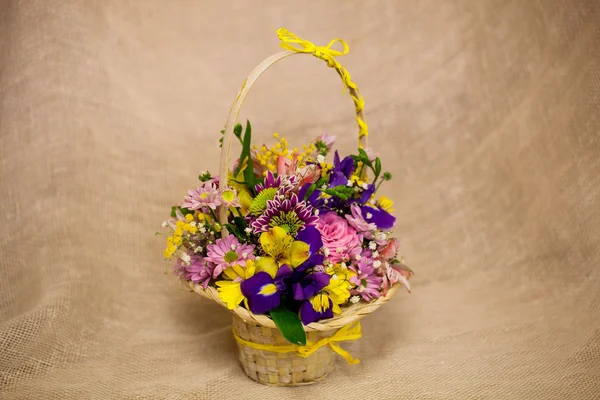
359, 183, 375, 203
339, 156, 355, 177
275, 265, 293, 291
247, 292, 280, 315
241, 272, 280, 314
329, 171, 348, 187
300, 299, 334, 325
292, 272, 330, 300
296, 226, 323, 254
275, 265, 293, 280
298, 182, 311, 200
241, 272, 274, 297
362, 205, 396, 230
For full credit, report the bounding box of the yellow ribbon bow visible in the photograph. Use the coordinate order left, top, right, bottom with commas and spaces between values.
276, 28, 369, 141
277, 28, 349, 67
233, 322, 362, 364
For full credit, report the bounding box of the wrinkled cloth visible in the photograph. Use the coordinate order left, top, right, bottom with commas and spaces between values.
1, 0, 599, 399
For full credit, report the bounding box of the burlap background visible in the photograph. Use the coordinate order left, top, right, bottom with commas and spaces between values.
1, 0, 599, 398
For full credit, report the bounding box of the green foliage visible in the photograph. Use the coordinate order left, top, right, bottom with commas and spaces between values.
270, 305, 307, 345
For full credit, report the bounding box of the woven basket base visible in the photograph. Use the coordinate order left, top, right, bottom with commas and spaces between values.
233, 315, 337, 386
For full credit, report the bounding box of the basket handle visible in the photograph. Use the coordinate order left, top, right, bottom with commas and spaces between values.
218, 29, 369, 225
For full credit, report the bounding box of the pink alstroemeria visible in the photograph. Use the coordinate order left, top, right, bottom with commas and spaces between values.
276, 155, 298, 177
378, 238, 399, 260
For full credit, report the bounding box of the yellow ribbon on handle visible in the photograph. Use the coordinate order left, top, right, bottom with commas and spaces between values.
276, 28, 369, 141
233, 322, 362, 365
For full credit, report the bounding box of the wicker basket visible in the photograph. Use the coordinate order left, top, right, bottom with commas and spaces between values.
190, 29, 402, 386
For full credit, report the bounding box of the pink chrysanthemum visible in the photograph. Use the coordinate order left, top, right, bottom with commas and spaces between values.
204, 235, 256, 277
349, 256, 383, 301
174, 254, 215, 289
345, 204, 377, 240
182, 180, 221, 210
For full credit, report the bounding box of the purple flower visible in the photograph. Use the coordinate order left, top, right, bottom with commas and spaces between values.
329, 151, 356, 187
361, 205, 396, 231
250, 192, 318, 236
204, 235, 256, 277
300, 294, 334, 325
357, 183, 375, 204
295, 226, 324, 269
255, 171, 281, 193
174, 255, 215, 289
350, 257, 383, 301
240, 266, 292, 314
255, 171, 296, 194
292, 272, 331, 301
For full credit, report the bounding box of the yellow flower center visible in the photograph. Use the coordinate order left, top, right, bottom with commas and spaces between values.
222, 189, 236, 203
258, 284, 277, 296
224, 251, 238, 263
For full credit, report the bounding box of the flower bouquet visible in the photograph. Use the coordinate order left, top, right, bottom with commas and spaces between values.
162, 29, 412, 386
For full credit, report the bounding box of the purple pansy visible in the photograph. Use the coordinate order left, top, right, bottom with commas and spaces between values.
294, 271, 333, 325
292, 272, 330, 301
240, 266, 293, 315
300, 294, 334, 325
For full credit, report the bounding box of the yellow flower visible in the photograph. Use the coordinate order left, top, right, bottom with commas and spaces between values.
324, 264, 355, 311
227, 170, 254, 214
377, 196, 395, 213
310, 292, 332, 313
185, 214, 193, 222
256, 227, 309, 276
216, 260, 257, 309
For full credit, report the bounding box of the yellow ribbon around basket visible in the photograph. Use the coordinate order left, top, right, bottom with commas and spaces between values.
276, 28, 369, 141
233, 321, 362, 365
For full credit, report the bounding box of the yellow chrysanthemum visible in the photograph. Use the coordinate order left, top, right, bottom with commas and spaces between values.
377, 196, 395, 213
216, 260, 257, 309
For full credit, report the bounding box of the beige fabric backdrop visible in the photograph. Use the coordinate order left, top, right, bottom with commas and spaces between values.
1, 0, 599, 398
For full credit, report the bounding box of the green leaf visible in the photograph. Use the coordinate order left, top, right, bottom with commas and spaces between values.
233, 216, 248, 233
180, 207, 194, 216
170, 206, 177, 218
233, 121, 250, 177
329, 185, 354, 195
270, 305, 306, 345
241, 121, 257, 191
304, 183, 316, 200
358, 148, 373, 168
322, 189, 349, 200
224, 223, 243, 240
375, 157, 381, 176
